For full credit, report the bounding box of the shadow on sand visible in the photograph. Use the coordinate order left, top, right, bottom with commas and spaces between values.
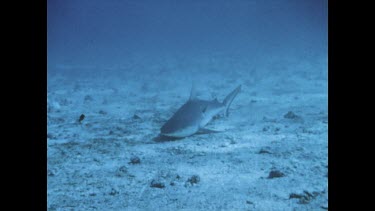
152, 134, 183, 142
152, 129, 222, 143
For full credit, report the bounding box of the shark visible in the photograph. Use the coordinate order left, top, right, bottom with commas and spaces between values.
160, 85, 242, 138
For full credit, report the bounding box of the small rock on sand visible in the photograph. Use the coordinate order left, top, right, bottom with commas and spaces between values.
267, 170, 285, 179
109, 188, 119, 196
150, 180, 165, 188
185, 175, 200, 187
284, 111, 299, 119
129, 156, 141, 164
258, 148, 272, 154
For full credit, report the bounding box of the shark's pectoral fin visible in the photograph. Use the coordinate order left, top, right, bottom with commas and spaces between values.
197, 128, 222, 134
189, 82, 197, 101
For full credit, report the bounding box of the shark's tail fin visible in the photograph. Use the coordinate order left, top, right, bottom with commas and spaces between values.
223, 85, 241, 117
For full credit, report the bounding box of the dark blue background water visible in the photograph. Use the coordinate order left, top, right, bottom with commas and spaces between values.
48, 0, 327, 70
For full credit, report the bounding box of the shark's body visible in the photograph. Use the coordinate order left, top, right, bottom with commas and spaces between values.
160, 85, 241, 138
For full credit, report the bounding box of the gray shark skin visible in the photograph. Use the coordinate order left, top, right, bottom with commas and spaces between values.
160, 85, 241, 138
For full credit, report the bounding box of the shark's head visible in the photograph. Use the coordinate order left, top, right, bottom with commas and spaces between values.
160, 101, 203, 138
160, 121, 199, 138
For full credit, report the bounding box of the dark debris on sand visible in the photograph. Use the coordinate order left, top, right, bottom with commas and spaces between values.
150, 180, 165, 189
129, 156, 141, 164
267, 170, 285, 179
185, 175, 200, 187
284, 111, 299, 119
289, 190, 320, 204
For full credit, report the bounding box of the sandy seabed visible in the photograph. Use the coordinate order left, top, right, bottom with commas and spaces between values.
47, 53, 328, 210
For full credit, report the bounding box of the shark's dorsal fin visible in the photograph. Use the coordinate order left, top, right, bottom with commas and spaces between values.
189, 82, 197, 101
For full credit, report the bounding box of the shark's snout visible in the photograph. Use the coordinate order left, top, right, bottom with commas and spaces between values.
160, 120, 178, 136
160, 122, 172, 134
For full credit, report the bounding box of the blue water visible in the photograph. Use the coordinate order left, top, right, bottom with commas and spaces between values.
48, 0, 327, 70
